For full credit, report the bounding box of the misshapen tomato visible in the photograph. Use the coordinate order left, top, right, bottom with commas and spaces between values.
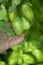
12, 17, 24, 36
21, 3, 34, 22
22, 16, 30, 30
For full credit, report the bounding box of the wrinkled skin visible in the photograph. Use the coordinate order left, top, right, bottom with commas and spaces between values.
0, 23, 24, 54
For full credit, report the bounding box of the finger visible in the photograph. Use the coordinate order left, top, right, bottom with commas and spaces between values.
9, 33, 25, 47
8, 33, 25, 40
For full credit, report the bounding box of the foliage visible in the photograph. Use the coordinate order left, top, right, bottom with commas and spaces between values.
0, 0, 43, 65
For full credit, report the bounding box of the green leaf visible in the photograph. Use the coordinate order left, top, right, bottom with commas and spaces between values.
0, 4, 7, 21
13, 0, 21, 5
0, 0, 8, 2
0, 21, 15, 37
9, 0, 21, 13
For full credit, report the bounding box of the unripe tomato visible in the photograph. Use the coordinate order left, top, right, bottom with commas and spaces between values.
21, 3, 34, 22
22, 16, 30, 30
12, 17, 24, 36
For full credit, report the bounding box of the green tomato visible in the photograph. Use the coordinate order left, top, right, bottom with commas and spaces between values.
22, 16, 30, 30
21, 3, 34, 22
12, 17, 24, 36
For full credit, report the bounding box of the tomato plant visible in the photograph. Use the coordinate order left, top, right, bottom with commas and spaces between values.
0, 0, 43, 65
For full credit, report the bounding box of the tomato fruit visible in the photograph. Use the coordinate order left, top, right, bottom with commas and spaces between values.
12, 17, 24, 36
21, 3, 34, 22
22, 16, 30, 30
